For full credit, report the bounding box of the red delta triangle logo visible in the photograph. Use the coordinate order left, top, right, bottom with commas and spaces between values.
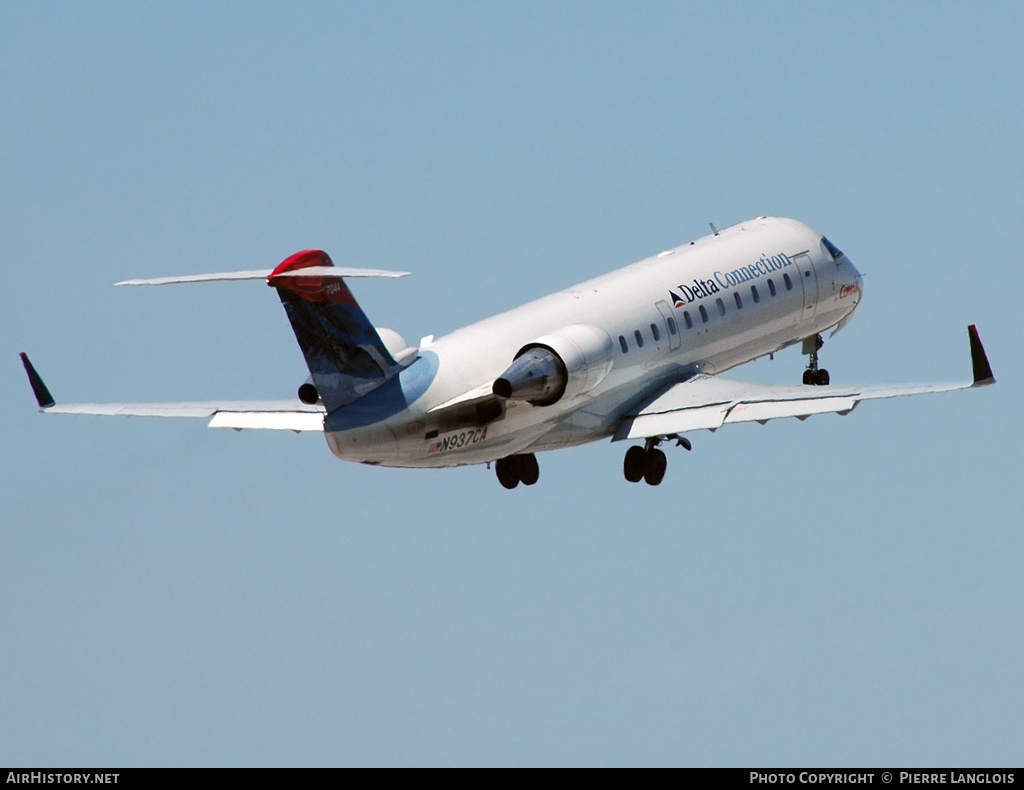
669, 290, 686, 308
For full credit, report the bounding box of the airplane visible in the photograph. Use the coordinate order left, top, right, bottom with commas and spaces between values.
20, 216, 995, 489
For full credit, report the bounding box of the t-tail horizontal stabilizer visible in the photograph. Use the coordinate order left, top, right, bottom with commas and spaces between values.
116, 266, 409, 286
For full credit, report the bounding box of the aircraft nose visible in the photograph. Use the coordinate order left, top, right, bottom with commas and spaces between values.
838, 255, 863, 304
822, 236, 862, 304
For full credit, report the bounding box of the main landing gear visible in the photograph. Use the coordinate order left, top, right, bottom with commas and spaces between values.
623, 436, 691, 486
802, 333, 830, 386
495, 453, 539, 489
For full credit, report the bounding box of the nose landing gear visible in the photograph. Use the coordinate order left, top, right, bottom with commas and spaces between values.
495, 453, 540, 489
802, 334, 830, 386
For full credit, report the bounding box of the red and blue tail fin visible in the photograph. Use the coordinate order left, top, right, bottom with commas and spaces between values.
268, 250, 406, 412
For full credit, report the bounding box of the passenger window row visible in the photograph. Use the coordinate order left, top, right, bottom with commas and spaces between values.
618, 274, 794, 353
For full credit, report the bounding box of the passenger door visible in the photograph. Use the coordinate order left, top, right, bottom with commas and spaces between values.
655, 300, 681, 350
790, 253, 818, 322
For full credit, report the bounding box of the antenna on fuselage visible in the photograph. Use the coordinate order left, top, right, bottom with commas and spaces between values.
710, 222, 719, 236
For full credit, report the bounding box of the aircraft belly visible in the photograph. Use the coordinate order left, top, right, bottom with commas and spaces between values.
324, 421, 399, 464
521, 409, 612, 451
388, 419, 554, 468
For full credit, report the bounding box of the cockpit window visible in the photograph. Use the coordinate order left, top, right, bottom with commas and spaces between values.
822, 236, 844, 260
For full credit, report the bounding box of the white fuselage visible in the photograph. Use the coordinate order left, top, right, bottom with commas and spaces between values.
325, 217, 863, 467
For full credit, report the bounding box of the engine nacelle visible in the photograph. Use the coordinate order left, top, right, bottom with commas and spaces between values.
493, 324, 614, 406
298, 376, 321, 405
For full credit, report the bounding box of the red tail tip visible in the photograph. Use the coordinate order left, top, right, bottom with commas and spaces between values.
270, 249, 333, 277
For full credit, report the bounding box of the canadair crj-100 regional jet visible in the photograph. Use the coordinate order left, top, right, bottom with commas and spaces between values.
21, 217, 995, 488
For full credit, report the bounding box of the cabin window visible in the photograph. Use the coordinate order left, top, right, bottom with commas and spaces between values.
699, 305, 708, 323
784, 272, 793, 290
734, 292, 743, 309
634, 329, 644, 348
716, 298, 725, 316
683, 311, 693, 329
751, 285, 760, 303
667, 316, 677, 335
650, 323, 661, 341
767, 278, 777, 297
619, 335, 628, 353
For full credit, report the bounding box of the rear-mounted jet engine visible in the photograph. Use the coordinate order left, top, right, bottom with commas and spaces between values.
493, 324, 614, 406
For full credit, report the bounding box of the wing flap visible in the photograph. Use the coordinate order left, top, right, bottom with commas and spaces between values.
618, 402, 733, 438
208, 411, 324, 431
725, 396, 860, 424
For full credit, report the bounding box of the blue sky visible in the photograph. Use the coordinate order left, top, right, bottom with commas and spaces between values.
2, 2, 1022, 766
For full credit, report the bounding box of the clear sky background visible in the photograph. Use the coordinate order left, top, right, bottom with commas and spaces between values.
2, 2, 1021, 767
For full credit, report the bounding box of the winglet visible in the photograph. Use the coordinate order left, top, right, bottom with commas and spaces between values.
968, 325, 995, 386
20, 353, 56, 408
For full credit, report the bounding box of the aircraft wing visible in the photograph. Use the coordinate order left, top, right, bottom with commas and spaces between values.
614, 325, 994, 441
19, 354, 325, 431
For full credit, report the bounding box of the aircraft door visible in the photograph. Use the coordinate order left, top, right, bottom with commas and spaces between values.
790, 253, 818, 322
655, 300, 681, 350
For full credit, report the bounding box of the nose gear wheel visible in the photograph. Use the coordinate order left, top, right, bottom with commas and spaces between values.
802, 334, 829, 386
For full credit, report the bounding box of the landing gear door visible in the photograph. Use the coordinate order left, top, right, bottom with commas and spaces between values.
791, 252, 818, 322
655, 300, 681, 350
